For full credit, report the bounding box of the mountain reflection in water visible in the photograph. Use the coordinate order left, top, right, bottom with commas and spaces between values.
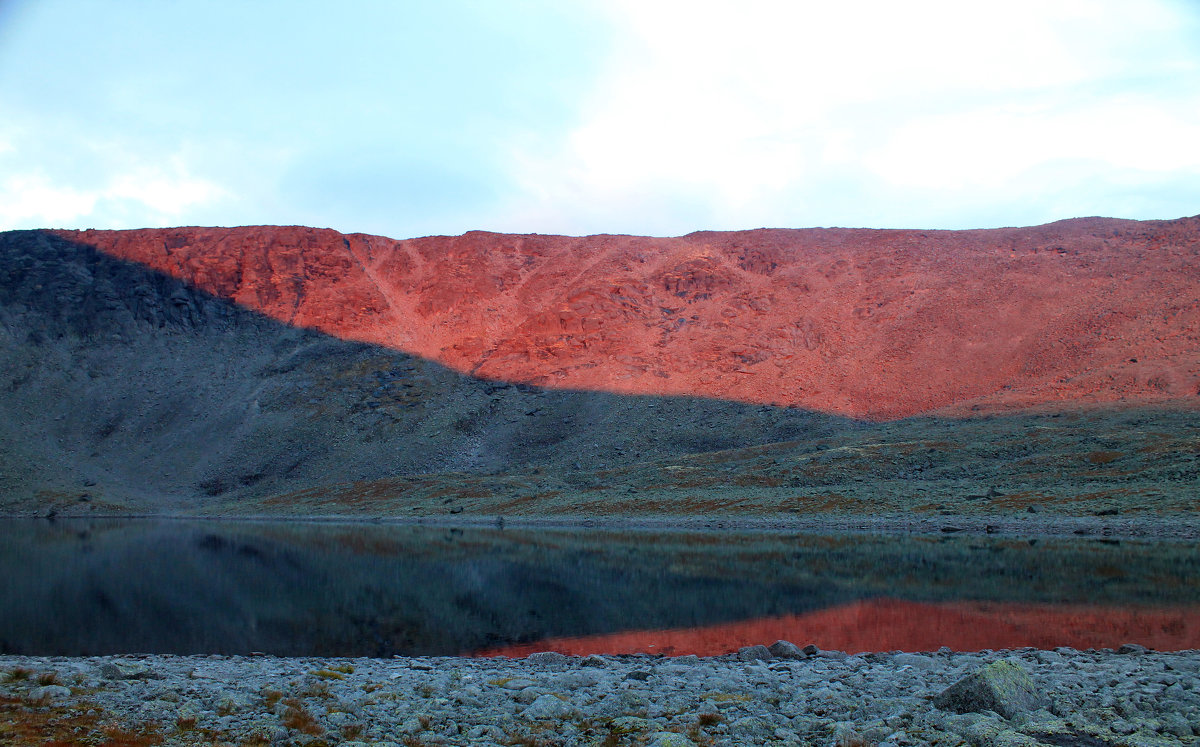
0, 519, 1196, 656
478, 599, 1200, 657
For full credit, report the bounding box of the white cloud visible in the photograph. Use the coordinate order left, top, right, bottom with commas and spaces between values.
866, 96, 1200, 190
499, 0, 1200, 233
0, 141, 229, 230
103, 159, 228, 221
0, 172, 98, 228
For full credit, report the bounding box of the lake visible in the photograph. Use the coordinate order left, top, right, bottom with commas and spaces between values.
0, 519, 1196, 657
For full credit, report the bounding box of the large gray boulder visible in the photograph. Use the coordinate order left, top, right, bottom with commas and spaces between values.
768, 640, 805, 659
522, 693, 576, 720
737, 644, 774, 661
933, 659, 1048, 719
99, 660, 152, 680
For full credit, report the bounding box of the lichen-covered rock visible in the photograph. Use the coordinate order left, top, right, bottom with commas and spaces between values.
933, 659, 1048, 719
610, 716, 654, 734
646, 732, 696, 747
525, 651, 569, 667
728, 716, 774, 740
830, 722, 868, 746
962, 720, 1045, 747
522, 693, 575, 719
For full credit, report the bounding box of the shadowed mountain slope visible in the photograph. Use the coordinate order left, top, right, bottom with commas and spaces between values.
0, 230, 854, 513
51, 216, 1200, 419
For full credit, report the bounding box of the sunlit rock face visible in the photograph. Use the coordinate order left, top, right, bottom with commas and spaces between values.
56, 216, 1200, 420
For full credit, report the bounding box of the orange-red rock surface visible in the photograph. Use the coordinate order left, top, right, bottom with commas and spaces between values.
476, 598, 1200, 656
54, 216, 1200, 419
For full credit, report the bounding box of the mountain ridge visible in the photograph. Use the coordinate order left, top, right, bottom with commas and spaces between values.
50, 215, 1200, 420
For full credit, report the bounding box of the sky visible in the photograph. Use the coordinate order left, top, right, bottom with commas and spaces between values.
0, 0, 1198, 238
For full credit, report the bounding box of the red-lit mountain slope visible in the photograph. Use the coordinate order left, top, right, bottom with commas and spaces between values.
55, 216, 1200, 420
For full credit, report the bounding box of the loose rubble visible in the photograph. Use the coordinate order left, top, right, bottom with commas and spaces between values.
2, 645, 1198, 745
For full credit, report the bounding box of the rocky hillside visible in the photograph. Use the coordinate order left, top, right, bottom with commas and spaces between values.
1, 220, 1197, 516
0, 231, 850, 513
52, 216, 1200, 419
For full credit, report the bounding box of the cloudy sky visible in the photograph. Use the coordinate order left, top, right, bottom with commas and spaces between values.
1, 0, 1198, 238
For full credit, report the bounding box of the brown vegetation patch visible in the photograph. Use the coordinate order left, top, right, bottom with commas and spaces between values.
646, 474, 724, 489
0, 695, 162, 746
281, 698, 324, 735
986, 491, 1056, 509
730, 474, 785, 488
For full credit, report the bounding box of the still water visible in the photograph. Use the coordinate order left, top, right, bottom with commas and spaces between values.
0, 519, 1196, 657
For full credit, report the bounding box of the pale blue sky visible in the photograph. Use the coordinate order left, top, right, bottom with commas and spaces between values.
1, 0, 1198, 238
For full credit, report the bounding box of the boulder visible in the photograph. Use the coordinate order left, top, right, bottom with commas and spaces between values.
522, 694, 575, 720
830, 722, 867, 747
610, 716, 654, 734
728, 716, 773, 740
768, 640, 804, 659
893, 653, 937, 670
99, 660, 152, 680
525, 651, 569, 666
933, 660, 1048, 719
28, 685, 71, 702
737, 644, 774, 661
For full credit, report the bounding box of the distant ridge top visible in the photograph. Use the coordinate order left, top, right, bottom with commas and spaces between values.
40, 214, 1200, 419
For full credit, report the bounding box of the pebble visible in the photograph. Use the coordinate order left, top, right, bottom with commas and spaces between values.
1, 647, 1197, 745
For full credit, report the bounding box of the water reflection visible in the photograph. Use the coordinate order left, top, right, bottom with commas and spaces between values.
480, 599, 1200, 657
0, 519, 1195, 656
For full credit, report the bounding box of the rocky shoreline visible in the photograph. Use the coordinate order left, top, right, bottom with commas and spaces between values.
3, 646, 1198, 746
6, 512, 1200, 541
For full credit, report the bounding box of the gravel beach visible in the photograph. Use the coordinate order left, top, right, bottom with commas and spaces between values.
3, 646, 1198, 746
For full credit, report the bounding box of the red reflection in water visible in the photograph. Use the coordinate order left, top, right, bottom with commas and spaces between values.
474, 599, 1200, 657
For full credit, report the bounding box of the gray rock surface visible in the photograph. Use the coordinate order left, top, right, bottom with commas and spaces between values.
525, 651, 569, 667
2, 647, 1197, 745
737, 644, 774, 661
